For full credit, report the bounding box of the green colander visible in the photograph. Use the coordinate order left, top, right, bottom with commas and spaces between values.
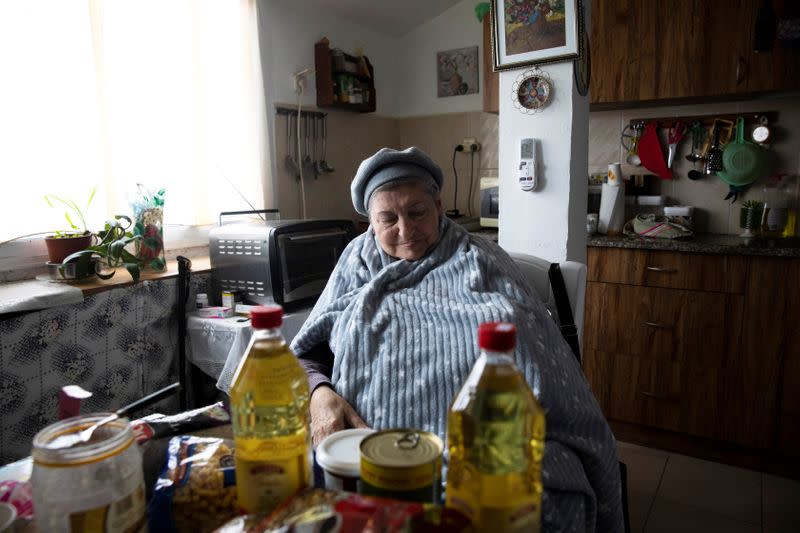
718, 117, 768, 187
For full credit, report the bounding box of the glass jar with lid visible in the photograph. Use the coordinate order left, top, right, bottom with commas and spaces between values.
31, 414, 146, 532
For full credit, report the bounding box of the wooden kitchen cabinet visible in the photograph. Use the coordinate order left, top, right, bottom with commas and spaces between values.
586, 247, 800, 460
590, 0, 800, 105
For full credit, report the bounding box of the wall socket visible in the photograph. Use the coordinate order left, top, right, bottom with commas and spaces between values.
460, 137, 481, 152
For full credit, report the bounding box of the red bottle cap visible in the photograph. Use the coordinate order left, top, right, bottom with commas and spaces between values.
478, 322, 516, 352
250, 305, 283, 329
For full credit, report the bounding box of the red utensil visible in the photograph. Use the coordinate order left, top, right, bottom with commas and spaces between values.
638, 121, 672, 180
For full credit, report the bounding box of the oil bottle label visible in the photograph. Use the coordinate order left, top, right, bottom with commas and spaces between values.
446, 466, 540, 532
68, 485, 146, 532
235, 451, 309, 514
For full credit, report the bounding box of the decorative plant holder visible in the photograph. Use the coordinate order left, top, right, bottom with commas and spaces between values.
131, 186, 166, 271
739, 201, 764, 238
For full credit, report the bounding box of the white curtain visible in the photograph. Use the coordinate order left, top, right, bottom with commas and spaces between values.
0, 0, 270, 242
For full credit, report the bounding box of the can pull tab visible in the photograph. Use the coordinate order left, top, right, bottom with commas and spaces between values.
395, 432, 420, 450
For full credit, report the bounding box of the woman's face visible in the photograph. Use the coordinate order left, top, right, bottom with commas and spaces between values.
369, 182, 443, 261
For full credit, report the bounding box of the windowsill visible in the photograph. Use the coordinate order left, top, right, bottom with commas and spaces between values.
0, 253, 211, 316
78, 255, 211, 297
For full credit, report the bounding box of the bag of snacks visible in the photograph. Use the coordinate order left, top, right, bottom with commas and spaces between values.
148, 436, 237, 533
215, 488, 433, 533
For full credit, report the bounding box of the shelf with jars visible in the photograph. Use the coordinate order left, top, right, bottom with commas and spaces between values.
314, 39, 376, 113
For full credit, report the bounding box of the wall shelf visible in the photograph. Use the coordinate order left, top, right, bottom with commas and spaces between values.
314, 40, 376, 113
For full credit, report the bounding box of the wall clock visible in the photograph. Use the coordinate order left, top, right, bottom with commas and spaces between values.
511, 67, 554, 114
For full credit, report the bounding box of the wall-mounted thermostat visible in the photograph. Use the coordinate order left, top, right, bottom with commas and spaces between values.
519, 138, 537, 191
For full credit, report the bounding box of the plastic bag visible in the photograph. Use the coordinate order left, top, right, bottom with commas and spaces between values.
130, 184, 166, 271
148, 436, 237, 533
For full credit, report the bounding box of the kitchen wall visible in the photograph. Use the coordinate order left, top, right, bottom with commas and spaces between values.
262, 0, 499, 221
589, 95, 800, 234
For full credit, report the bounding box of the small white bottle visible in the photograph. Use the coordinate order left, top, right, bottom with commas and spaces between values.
196, 293, 209, 309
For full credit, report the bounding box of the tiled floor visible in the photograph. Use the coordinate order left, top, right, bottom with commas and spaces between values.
618, 441, 800, 533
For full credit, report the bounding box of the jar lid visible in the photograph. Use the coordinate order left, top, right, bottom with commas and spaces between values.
316, 428, 375, 477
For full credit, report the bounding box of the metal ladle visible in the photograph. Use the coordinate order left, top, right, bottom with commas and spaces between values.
285, 114, 300, 178
320, 115, 334, 173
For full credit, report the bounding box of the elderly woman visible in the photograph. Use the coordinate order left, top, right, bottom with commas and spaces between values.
290, 147, 622, 532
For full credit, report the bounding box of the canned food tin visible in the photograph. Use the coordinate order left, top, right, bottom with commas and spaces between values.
31, 415, 146, 533
359, 429, 443, 503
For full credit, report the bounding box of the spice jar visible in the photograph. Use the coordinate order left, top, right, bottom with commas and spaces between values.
31, 415, 146, 532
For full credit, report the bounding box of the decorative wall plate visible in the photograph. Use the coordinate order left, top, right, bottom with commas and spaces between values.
511, 68, 554, 114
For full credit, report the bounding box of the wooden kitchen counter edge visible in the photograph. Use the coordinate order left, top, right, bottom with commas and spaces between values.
78, 256, 211, 297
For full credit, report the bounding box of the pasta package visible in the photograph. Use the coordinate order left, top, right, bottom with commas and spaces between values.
148, 436, 238, 533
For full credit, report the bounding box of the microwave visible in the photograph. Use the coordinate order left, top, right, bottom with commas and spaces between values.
480, 177, 499, 227
209, 216, 355, 311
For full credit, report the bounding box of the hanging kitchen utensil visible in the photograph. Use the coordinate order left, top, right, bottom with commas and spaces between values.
303, 114, 314, 176
622, 122, 644, 166
314, 115, 325, 176
705, 126, 724, 175
685, 122, 706, 163
285, 114, 300, 179
666, 121, 685, 168
718, 116, 769, 187
638, 121, 672, 179
320, 114, 334, 173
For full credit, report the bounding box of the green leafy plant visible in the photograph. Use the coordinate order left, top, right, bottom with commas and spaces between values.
44, 186, 96, 238
62, 215, 144, 282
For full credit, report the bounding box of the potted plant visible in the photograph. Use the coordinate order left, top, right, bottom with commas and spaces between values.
44, 188, 96, 263
61, 215, 145, 282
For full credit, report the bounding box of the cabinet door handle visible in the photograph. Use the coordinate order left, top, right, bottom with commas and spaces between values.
735, 56, 746, 85
639, 390, 669, 401
644, 321, 673, 330
645, 266, 678, 273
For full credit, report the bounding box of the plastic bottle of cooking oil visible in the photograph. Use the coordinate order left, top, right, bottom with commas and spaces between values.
230, 305, 312, 515
445, 322, 545, 532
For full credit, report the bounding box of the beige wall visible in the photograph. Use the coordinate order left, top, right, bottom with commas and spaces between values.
274, 109, 499, 222
589, 96, 800, 234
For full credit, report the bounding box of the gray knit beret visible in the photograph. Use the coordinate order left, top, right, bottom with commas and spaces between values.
351, 147, 443, 216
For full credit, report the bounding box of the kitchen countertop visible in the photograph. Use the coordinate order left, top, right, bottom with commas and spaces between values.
588, 233, 800, 258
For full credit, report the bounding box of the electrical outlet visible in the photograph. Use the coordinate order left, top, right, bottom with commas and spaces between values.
461, 138, 481, 152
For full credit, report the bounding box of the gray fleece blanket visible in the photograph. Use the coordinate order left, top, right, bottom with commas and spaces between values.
291, 217, 622, 532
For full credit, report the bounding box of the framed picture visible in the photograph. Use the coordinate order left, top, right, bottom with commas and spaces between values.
490, 0, 583, 71
437, 46, 479, 97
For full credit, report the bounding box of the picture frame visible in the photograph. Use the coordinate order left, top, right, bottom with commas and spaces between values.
490, 0, 584, 72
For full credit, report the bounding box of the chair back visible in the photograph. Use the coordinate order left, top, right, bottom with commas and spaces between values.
509, 252, 587, 355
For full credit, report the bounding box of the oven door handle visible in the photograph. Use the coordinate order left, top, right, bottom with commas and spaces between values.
285, 230, 348, 241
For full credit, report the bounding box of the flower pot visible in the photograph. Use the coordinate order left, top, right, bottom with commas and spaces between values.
44, 233, 93, 263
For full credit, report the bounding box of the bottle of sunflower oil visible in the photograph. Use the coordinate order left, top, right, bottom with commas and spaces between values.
445, 322, 545, 532
230, 305, 312, 515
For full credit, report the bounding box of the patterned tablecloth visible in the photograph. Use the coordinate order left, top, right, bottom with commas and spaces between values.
186, 309, 312, 393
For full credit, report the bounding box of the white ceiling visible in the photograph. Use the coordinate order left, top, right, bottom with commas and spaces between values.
294, 0, 463, 36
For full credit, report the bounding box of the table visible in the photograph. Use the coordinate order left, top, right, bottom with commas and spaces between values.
186, 309, 312, 392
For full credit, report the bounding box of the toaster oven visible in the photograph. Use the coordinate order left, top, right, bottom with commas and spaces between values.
209, 212, 355, 311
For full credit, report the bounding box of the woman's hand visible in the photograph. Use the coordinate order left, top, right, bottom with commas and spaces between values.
309, 385, 368, 447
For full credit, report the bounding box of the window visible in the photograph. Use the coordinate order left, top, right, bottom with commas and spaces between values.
0, 0, 270, 246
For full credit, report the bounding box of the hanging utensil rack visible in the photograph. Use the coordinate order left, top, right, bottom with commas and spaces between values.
626, 111, 778, 131
275, 106, 327, 119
